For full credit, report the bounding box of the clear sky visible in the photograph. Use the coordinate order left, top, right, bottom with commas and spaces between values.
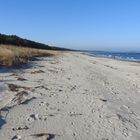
0, 0, 140, 51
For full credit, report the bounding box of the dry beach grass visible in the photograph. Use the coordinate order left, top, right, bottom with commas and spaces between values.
0, 45, 61, 66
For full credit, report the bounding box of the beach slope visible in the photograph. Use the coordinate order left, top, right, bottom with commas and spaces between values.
0, 52, 140, 140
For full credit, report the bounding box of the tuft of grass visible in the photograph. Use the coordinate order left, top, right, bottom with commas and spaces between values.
8, 84, 19, 92
7, 83, 30, 91
0, 45, 62, 66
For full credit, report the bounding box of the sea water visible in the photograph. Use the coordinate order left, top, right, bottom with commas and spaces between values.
87, 51, 140, 62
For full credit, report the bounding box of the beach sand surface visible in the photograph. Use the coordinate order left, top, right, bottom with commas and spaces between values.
0, 52, 140, 140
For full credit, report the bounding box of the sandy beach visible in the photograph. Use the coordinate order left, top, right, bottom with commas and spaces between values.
0, 52, 140, 140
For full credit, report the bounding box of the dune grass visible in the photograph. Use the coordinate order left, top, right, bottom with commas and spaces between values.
0, 45, 62, 66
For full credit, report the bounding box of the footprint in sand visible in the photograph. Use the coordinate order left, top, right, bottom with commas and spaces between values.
12, 125, 29, 131
39, 101, 46, 106
11, 135, 21, 140
27, 114, 39, 122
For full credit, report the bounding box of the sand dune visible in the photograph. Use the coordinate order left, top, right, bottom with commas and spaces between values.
0, 52, 140, 140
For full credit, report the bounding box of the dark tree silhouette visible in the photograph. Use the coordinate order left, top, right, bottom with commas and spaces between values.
0, 33, 70, 51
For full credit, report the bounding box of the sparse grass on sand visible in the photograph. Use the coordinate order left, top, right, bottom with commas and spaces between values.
0, 45, 62, 66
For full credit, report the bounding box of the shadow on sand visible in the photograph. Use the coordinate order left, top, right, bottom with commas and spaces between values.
0, 57, 42, 74
0, 115, 6, 129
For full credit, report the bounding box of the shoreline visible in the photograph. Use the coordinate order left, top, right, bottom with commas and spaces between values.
0, 52, 140, 140
83, 51, 140, 63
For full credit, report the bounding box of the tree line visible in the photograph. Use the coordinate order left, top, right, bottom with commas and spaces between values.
0, 33, 69, 50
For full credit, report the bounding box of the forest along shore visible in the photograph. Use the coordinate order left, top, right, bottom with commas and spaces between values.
0, 52, 140, 140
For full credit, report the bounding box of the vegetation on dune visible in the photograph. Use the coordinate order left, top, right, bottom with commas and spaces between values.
0, 33, 67, 67
0, 45, 62, 66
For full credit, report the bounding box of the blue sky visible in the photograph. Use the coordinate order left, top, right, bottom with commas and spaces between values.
0, 0, 140, 51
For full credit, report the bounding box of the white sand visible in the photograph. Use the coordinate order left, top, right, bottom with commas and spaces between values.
0, 52, 140, 140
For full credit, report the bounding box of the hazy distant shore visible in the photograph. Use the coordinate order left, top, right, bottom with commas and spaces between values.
0, 52, 140, 140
